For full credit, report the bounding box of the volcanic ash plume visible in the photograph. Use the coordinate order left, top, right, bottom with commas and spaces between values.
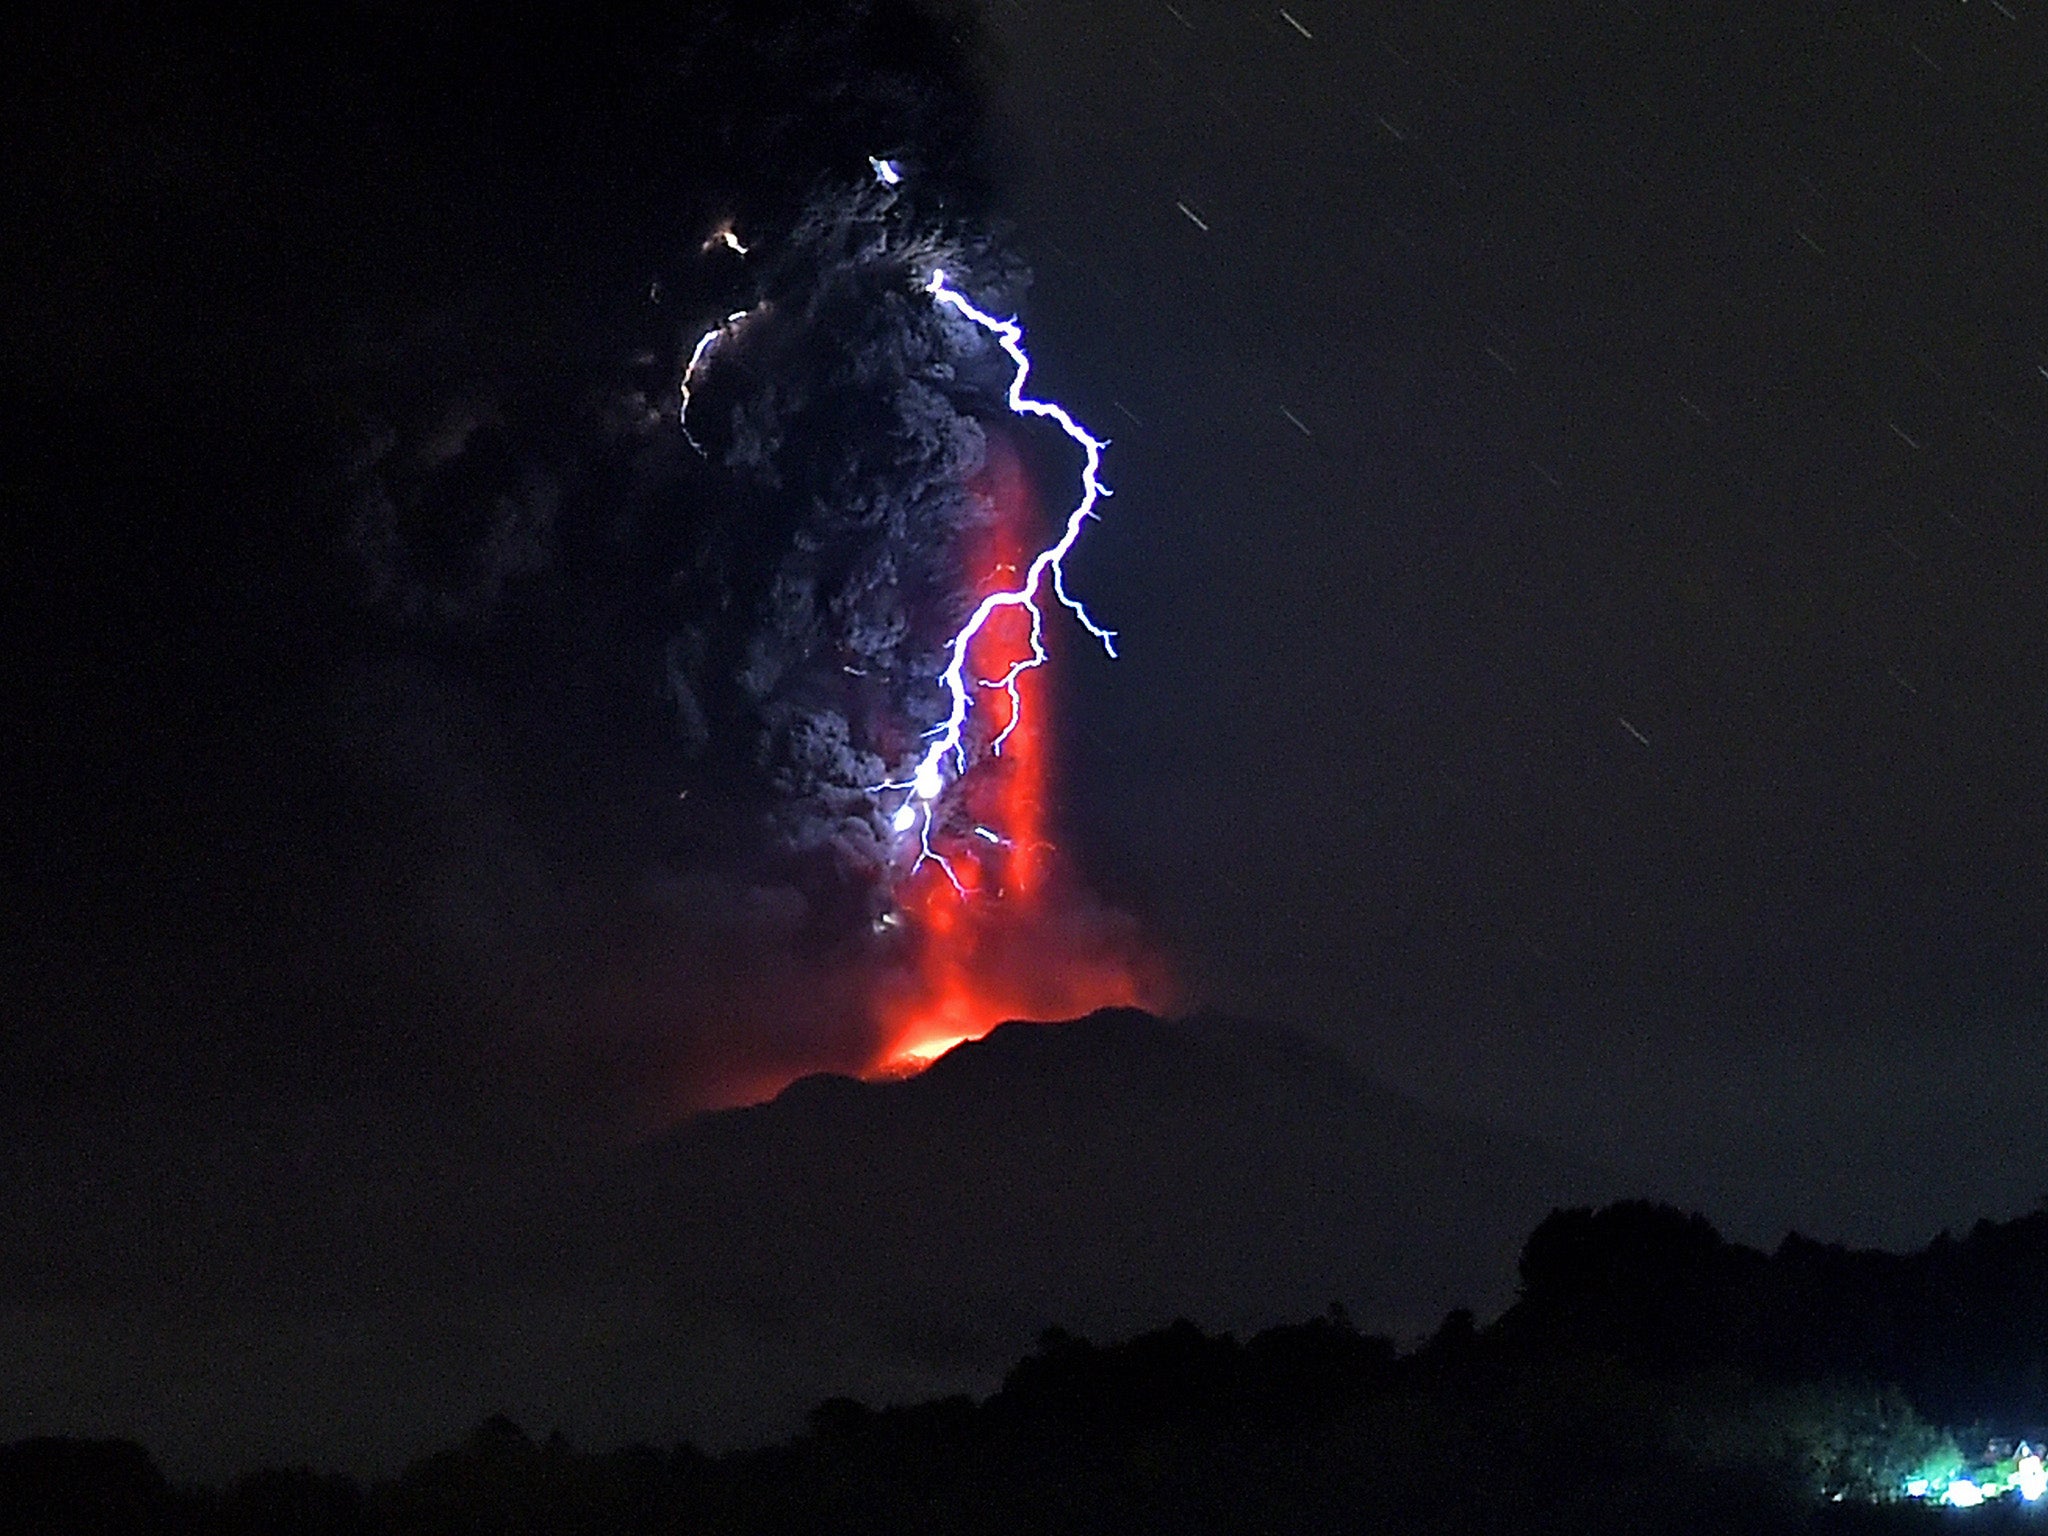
863, 435, 1169, 1072
680, 179, 1168, 1078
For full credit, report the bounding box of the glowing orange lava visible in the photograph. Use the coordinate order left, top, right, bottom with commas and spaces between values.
865, 438, 1168, 1076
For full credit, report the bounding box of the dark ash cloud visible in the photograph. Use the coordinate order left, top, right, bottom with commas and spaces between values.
671, 180, 1031, 905
0, 0, 1033, 1286
327, 167, 1044, 962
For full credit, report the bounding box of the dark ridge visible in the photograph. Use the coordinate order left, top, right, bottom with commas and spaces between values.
24, 1202, 2048, 1530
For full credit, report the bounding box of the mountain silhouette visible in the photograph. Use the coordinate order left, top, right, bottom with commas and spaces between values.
0, 1008, 1610, 1476
572, 1008, 1612, 1446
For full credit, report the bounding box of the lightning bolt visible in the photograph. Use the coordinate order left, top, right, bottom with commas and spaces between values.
884, 269, 1117, 878
679, 308, 752, 456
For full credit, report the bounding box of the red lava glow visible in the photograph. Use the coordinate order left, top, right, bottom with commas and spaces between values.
865, 438, 1169, 1077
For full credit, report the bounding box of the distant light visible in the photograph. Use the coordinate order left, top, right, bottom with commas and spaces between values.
1946, 1479, 1985, 1508
1904, 1478, 1930, 1499
2018, 1453, 2046, 1502
869, 156, 903, 185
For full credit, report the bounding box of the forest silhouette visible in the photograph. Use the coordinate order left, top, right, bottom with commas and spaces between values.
12, 1200, 2048, 1533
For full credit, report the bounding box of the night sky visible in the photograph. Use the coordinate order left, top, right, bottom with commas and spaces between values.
989, 0, 2048, 1239
5, 0, 2048, 1477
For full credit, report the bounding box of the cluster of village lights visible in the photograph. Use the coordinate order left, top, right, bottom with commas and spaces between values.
1904, 1442, 2048, 1506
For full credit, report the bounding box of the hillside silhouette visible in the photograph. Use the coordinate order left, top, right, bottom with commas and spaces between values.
23, 1199, 2048, 1532
1508, 1200, 2048, 1430
591, 1008, 1613, 1377
0, 1009, 1608, 1475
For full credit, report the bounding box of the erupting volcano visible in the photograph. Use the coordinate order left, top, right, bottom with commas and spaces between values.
868, 435, 1167, 1075
667, 185, 1167, 1097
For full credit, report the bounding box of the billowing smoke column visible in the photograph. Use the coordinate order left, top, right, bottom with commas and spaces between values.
679, 166, 1165, 1075
311, 1, 1151, 1112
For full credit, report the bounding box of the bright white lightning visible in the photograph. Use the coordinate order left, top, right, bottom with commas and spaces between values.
870, 156, 904, 186
882, 269, 1117, 869
679, 308, 752, 455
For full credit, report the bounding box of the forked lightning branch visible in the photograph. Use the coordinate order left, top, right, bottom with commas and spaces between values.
678, 157, 1120, 892
882, 268, 1117, 885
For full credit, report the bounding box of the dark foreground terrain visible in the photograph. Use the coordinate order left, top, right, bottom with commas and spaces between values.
0, 1012, 1611, 1472
15, 1199, 2048, 1535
